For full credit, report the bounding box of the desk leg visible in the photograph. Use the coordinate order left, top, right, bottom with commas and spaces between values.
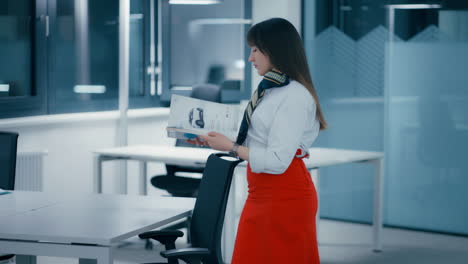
93, 155, 103, 194
16, 255, 36, 264
310, 169, 320, 240
79, 258, 110, 264
79, 247, 112, 264
79, 256, 111, 264
80, 259, 97, 264
119, 161, 128, 195
372, 158, 384, 252
139, 161, 148, 195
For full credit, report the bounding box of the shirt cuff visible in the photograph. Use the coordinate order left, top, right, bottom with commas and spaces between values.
248, 145, 266, 173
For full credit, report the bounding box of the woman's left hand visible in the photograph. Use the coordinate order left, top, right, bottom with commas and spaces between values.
200, 132, 234, 151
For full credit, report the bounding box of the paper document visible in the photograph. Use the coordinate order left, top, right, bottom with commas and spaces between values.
167, 95, 240, 141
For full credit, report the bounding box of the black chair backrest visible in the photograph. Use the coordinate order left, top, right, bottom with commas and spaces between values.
190, 153, 242, 264
0, 131, 19, 190
190, 83, 221, 104
206, 65, 225, 86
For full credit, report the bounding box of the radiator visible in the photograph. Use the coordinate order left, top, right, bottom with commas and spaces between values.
15, 150, 48, 191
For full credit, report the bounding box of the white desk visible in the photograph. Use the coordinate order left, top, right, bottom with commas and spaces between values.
0, 191, 195, 264
93, 146, 217, 195
93, 145, 384, 255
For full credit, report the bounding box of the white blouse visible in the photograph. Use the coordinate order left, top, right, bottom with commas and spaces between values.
246, 80, 320, 174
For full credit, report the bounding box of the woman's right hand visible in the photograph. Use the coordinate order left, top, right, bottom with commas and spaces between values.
199, 132, 234, 152
185, 137, 209, 147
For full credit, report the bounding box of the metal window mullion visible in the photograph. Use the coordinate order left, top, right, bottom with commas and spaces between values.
148, 0, 157, 96
118, 0, 130, 194
156, 0, 163, 96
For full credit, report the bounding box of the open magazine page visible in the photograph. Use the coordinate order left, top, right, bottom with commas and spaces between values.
167, 95, 240, 141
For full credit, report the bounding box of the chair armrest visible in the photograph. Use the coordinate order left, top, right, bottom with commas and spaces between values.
139, 230, 184, 239
161, 248, 210, 264
138, 230, 184, 250
0, 254, 15, 261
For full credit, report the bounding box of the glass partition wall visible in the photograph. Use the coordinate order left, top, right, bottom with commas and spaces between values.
385, 4, 468, 234
304, 0, 468, 235
166, 0, 252, 103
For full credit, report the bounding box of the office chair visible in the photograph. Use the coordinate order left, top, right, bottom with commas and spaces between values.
0, 131, 19, 262
150, 84, 221, 238
206, 64, 225, 85
140, 153, 243, 264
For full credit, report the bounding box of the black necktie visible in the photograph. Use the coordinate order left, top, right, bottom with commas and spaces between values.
236, 69, 290, 145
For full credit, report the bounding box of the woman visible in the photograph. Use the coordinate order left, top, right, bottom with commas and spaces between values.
192, 17, 327, 263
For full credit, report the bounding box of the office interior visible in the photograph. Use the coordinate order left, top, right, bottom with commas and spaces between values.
1, 0, 468, 263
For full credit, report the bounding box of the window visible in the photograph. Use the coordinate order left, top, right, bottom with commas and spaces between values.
0, 0, 47, 117
0, 0, 33, 98
0, 0, 160, 118
0, 0, 252, 119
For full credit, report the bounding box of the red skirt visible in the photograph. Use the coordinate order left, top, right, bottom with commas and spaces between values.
231, 154, 319, 264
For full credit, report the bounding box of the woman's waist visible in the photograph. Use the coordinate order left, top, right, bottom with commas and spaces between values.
247, 157, 310, 181
247, 174, 313, 188
247, 186, 316, 201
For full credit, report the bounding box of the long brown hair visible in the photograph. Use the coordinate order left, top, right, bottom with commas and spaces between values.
247, 18, 327, 130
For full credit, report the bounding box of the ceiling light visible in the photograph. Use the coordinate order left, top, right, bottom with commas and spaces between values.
0, 84, 9, 92
385, 4, 442, 9
169, 0, 221, 5
74, 85, 106, 94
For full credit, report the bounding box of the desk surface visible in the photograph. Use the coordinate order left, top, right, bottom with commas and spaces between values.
0, 191, 195, 246
94, 145, 383, 168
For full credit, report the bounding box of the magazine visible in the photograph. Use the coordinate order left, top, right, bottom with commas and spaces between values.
167, 95, 240, 141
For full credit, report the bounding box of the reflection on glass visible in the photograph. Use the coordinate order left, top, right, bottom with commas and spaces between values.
0, 0, 32, 98
52, 0, 146, 105
73, 85, 106, 94
170, 2, 247, 93
385, 8, 468, 234
129, 2, 145, 97
53, 0, 118, 102
305, 0, 468, 235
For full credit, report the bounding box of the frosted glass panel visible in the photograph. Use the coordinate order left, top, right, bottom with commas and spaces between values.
385, 43, 468, 234
305, 1, 468, 234
306, 24, 389, 222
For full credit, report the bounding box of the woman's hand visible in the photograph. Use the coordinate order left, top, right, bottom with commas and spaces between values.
199, 132, 234, 151
185, 137, 209, 147
186, 132, 248, 161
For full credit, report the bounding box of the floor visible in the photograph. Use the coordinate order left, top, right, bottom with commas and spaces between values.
20, 219, 468, 264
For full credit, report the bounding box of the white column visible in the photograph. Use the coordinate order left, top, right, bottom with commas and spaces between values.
251, 0, 302, 93
117, 0, 130, 194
